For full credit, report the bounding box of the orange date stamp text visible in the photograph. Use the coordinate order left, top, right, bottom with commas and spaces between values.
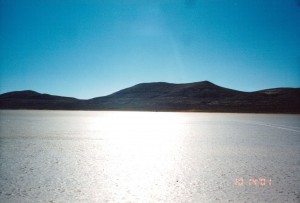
234, 177, 272, 187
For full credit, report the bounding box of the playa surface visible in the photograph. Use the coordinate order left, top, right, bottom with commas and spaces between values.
0, 110, 299, 202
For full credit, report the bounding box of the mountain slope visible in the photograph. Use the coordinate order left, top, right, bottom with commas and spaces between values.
1, 81, 300, 113
86, 81, 300, 113
0, 90, 80, 110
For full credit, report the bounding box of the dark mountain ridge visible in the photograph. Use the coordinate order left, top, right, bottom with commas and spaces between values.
1, 81, 300, 113
98, 81, 241, 100
0, 90, 79, 110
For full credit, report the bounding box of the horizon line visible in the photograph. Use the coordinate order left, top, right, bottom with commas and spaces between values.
1, 80, 299, 100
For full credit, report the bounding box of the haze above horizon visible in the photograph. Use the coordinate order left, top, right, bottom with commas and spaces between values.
1, 0, 299, 99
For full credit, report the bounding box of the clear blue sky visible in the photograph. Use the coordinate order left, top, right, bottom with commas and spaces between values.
1, 0, 299, 99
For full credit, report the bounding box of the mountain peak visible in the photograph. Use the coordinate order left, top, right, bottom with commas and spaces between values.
1, 82, 300, 113
0, 90, 40, 99
201, 80, 215, 85
191, 80, 218, 87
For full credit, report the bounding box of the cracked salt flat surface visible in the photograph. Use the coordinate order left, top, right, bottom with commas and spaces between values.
0, 110, 299, 202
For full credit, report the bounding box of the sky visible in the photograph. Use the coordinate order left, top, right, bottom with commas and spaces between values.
0, 0, 299, 99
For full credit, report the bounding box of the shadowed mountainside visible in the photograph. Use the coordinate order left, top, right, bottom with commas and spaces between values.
0, 90, 79, 110
1, 81, 300, 113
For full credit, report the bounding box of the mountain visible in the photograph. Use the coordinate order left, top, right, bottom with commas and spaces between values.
1, 81, 300, 113
0, 90, 80, 110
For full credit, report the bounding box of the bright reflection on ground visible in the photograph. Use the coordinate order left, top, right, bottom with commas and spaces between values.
98, 112, 189, 201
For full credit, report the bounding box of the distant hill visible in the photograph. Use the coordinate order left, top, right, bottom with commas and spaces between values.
1, 81, 300, 113
0, 90, 79, 110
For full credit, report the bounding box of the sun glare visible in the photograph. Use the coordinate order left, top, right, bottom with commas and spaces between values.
97, 111, 188, 201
